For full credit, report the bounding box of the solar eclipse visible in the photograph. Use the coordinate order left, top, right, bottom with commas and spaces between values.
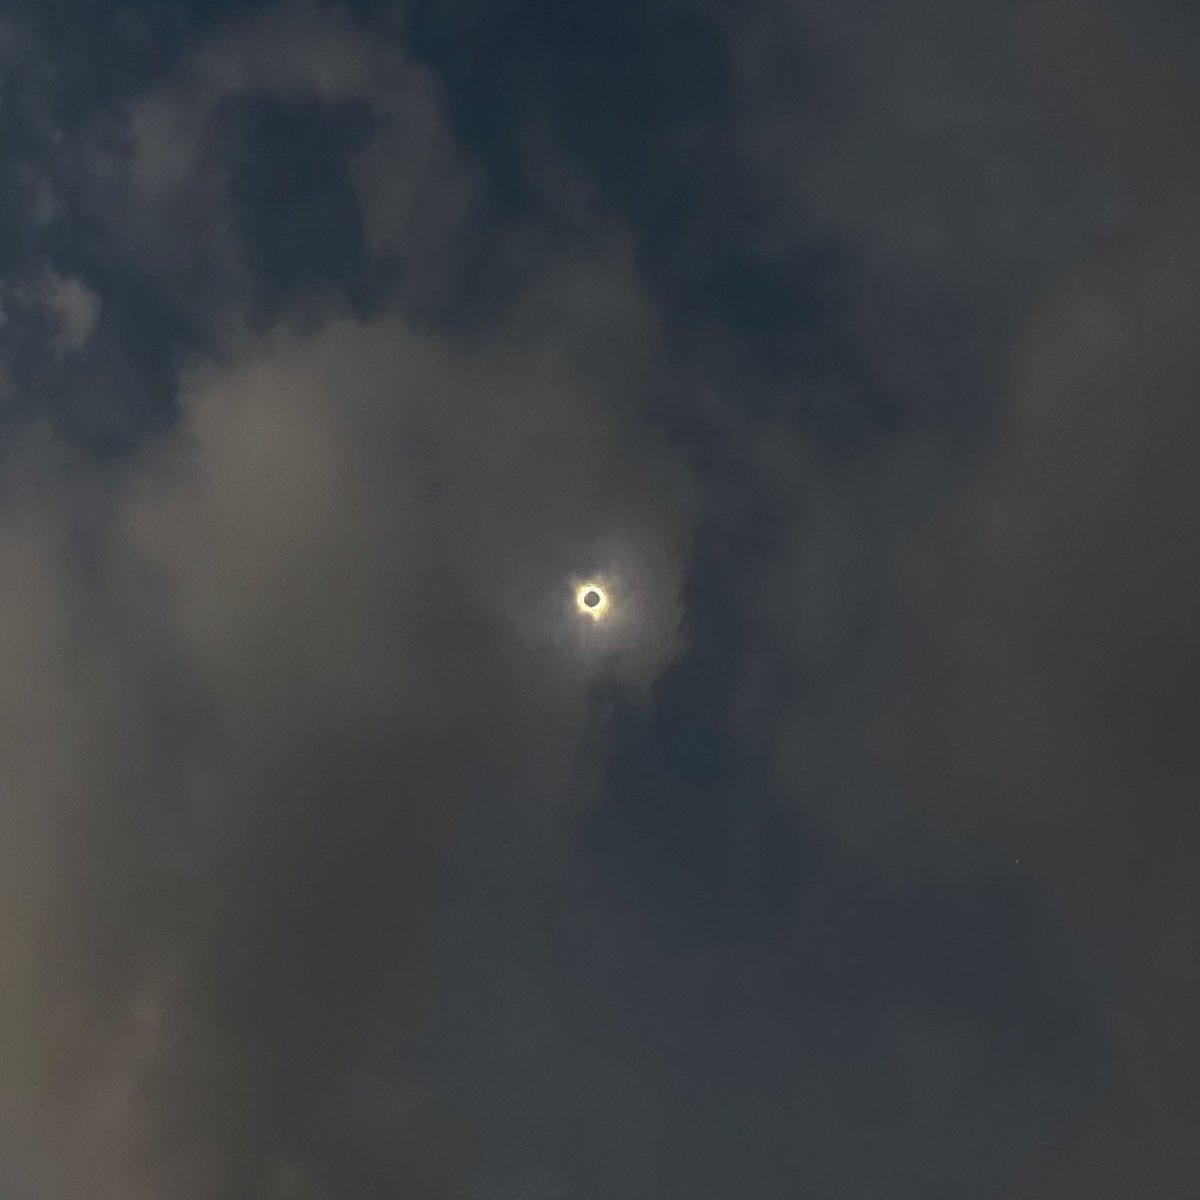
576, 582, 609, 620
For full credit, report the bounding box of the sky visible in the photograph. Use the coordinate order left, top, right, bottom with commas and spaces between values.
0, 1, 1198, 1196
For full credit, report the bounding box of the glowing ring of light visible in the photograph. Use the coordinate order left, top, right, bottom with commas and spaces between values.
575, 582, 609, 620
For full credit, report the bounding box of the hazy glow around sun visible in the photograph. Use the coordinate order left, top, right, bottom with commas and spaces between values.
575, 582, 609, 620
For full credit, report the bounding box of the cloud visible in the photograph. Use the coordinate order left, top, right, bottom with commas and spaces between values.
2, 0, 1198, 1196
0, 269, 101, 356
883, 191, 1200, 1090
730, 0, 1200, 1188
78, 0, 476, 332
0, 268, 693, 1196
0, 9, 695, 1197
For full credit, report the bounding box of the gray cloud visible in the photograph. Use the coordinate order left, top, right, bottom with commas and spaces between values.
0, 270, 100, 355
730, 1, 1200, 1191
0, 7, 695, 1195
0, 279, 693, 1196
2, 0, 1198, 1196
78, 0, 475, 333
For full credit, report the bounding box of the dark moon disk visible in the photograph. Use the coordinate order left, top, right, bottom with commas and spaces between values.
584, 589, 601, 608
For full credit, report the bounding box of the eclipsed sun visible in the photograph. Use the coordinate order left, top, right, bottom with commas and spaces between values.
576, 583, 609, 621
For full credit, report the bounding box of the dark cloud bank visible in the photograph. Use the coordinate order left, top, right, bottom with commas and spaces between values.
0, 1, 1198, 1197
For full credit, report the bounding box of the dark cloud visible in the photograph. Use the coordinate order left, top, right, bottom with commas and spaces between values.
0, 0, 1198, 1197
725, 1, 1200, 1191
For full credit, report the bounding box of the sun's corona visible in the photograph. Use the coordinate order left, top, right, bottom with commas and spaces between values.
576, 582, 609, 620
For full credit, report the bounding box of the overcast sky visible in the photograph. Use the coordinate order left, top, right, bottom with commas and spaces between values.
0, 1, 1198, 1197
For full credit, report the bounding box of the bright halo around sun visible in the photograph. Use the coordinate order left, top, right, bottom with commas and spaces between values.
576, 582, 609, 621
